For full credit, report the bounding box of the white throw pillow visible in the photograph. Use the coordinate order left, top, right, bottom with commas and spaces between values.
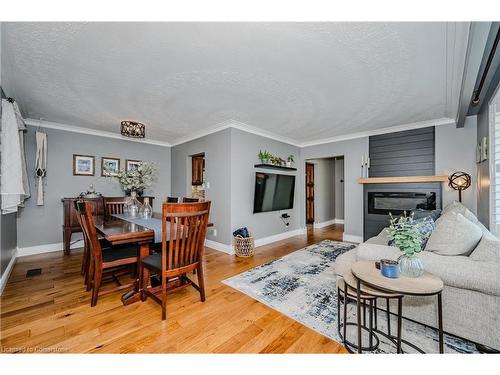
441, 201, 478, 224
470, 235, 500, 263
424, 212, 483, 256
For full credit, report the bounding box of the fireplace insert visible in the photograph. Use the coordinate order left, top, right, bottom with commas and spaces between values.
367, 192, 436, 215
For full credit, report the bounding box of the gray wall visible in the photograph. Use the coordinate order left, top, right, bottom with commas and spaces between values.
17, 125, 171, 248
171, 128, 231, 244
230, 128, 301, 241
435, 118, 478, 213
306, 158, 335, 224
365, 127, 441, 239
477, 109, 490, 226
334, 157, 344, 220
301, 137, 369, 241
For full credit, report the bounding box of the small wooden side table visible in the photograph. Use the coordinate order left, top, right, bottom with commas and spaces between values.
350, 260, 444, 354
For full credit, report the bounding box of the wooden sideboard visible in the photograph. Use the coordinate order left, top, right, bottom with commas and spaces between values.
61, 196, 154, 255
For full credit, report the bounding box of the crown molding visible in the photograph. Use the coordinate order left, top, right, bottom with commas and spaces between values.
24, 118, 172, 148
25, 116, 456, 150
168, 119, 234, 146
299, 117, 456, 147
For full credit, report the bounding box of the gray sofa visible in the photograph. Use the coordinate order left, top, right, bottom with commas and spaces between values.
334, 202, 500, 350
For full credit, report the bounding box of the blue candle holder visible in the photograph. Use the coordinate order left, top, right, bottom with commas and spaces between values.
380, 259, 399, 278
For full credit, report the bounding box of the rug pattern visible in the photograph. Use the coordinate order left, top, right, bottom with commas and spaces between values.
223, 240, 478, 354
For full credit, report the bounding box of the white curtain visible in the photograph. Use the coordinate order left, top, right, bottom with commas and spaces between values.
1, 98, 30, 214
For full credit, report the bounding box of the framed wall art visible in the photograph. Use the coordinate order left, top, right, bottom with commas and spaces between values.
101, 157, 120, 176
126, 159, 141, 171
73, 154, 95, 176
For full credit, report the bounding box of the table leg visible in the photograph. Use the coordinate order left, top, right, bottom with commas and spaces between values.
397, 296, 402, 354
386, 298, 391, 336
337, 286, 341, 335
63, 228, 72, 255
369, 300, 373, 348
343, 282, 348, 345
122, 242, 150, 305
438, 292, 444, 354
356, 278, 362, 354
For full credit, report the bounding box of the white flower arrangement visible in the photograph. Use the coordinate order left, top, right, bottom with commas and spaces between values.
107, 162, 157, 193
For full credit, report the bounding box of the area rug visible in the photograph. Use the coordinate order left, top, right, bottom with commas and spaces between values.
223, 240, 478, 354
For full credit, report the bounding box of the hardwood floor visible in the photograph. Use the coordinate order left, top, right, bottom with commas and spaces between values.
0, 225, 349, 354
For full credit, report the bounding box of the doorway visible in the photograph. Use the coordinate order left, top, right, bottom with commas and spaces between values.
304, 156, 345, 234
190, 153, 206, 200
305, 162, 315, 224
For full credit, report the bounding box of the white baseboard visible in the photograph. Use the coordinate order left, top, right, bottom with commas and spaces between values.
17, 240, 84, 257
343, 233, 363, 243
205, 239, 234, 254
0, 248, 18, 295
313, 219, 336, 229
313, 219, 344, 228
254, 228, 307, 248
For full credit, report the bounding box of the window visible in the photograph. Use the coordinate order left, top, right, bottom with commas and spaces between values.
490, 88, 500, 235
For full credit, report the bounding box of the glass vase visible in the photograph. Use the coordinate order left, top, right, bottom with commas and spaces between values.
126, 191, 142, 218
398, 254, 424, 278
140, 197, 153, 219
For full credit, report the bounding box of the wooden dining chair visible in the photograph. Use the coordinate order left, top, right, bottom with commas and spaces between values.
75, 200, 140, 306
141, 201, 211, 320
182, 197, 199, 203
166, 196, 179, 203
105, 201, 126, 215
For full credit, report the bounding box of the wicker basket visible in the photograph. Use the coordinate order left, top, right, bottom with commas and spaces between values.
234, 236, 255, 257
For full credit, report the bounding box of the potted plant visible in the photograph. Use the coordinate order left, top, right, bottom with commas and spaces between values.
286, 155, 295, 168
386, 212, 429, 277
258, 150, 272, 164
270, 156, 285, 166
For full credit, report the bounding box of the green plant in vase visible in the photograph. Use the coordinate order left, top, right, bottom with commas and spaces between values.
286, 155, 295, 167
386, 212, 428, 277
258, 150, 273, 164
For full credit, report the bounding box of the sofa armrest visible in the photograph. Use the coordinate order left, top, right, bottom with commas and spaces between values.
420, 252, 500, 296
355, 243, 401, 262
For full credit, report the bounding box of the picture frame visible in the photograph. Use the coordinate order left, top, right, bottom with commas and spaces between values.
101, 157, 120, 176
126, 159, 141, 171
73, 154, 95, 176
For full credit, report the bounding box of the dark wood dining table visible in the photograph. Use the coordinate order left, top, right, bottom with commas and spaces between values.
93, 213, 214, 306
94, 215, 154, 306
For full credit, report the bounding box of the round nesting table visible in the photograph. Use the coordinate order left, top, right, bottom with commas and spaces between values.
337, 272, 402, 352
349, 261, 444, 354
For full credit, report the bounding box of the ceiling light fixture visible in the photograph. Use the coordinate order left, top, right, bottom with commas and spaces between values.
120, 121, 145, 138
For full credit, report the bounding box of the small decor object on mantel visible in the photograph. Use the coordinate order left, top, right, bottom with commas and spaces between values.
448, 171, 471, 203
73, 154, 95, 176
386, 212, 428, 278
114, 161, 157, 197
286, 155, 295, 168
258, 150, 273, 164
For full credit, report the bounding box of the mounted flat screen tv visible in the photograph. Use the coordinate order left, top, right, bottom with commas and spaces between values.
253, 172, 295, 213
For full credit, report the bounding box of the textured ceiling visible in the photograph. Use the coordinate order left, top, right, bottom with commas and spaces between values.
1, 22, 469, 145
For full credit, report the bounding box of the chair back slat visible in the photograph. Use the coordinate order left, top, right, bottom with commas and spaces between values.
105, 201, 126, 215
166, 196, 180, 203
182, 197, 199, 203
162, 201, 211, 275
75, 200, 103, 266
